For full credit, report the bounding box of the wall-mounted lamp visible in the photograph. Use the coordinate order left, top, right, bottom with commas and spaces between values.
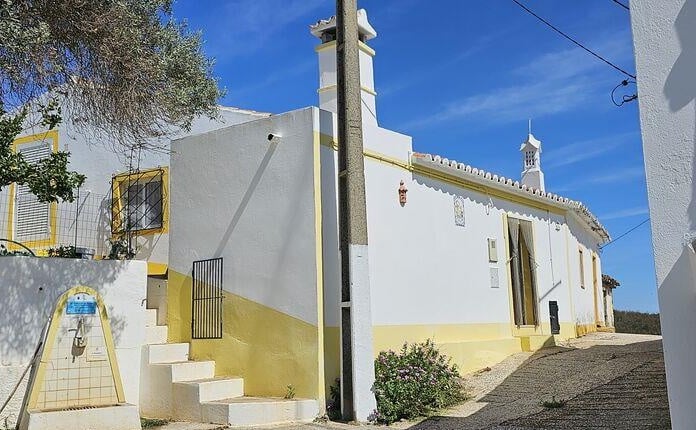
398, 180, 408, 206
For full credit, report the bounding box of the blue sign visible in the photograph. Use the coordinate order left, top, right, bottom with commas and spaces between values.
66, 299, 97, 315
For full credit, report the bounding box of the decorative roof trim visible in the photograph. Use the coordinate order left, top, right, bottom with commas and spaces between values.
411, 152, 611, 243
309, 9, 377, 40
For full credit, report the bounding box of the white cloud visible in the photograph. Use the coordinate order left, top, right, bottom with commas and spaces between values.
599, 206, 650, 220
544, 132, 637, 169
553, 166, 645, 192
399, 30, 635, 130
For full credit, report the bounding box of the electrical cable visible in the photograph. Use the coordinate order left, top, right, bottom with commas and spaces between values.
510, 0, 636, 79
611, 0, 629, 11
600, 218, 650, 249
611, 79, 638, 106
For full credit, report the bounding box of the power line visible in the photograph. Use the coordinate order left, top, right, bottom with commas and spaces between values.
510, 0, 636, 79
600, 218, 650, 249
611, 0, 629, 11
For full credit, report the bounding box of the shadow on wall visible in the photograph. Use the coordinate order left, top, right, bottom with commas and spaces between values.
664, 0, 696, 231
0, 258, 127, 365
407, 340, 670, 429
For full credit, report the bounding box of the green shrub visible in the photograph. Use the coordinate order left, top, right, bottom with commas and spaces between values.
327, 378, 342, 420
370, 339, 466, 424
614, 310, 661, 335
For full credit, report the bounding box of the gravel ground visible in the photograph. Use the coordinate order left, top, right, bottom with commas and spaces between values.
160, 333, 670, 430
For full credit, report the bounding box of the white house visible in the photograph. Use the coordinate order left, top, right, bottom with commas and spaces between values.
1, 9, 613, 427
163, 9, 611, 423
631, 1, 696, 428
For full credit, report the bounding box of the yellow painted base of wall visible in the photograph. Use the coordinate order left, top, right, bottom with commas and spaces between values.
372, 323, 522, 374
575, 322, 599, 337
438, 338, 522, 374
323, 327, 340, 395
167, 270, 320, 399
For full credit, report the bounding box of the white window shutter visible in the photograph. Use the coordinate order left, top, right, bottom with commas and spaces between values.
15, 141, 52, 242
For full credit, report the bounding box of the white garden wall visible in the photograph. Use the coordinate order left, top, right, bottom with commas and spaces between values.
0, 257, 147, 427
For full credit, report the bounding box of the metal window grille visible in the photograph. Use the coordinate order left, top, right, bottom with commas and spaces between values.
111, 169, 164, 234
191, 258, 223, 339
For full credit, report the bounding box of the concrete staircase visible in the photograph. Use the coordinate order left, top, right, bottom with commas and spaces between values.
140, 309, 319, 426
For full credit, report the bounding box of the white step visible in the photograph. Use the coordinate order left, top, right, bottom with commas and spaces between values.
201, 397, 319, 427
145, 308, 158, 327
145, 325, 168, 344
147, 343, 189, 364
172, 378, 245, 421
140, 359, 215, 418
163, 361, 216, 382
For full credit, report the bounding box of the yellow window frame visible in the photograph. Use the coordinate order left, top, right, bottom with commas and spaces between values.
5, 130, 59, 250
111, 167, 169, 236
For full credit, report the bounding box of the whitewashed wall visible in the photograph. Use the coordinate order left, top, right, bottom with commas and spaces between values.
0, 107, 268, 264
0, 258, 147, 427
631, 1, 696, 428
319, 118, 591, 336
169, 107, 319, 325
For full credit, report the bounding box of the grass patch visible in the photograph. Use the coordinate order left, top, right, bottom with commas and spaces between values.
541, 397, 566, 409
140, 418, 170, 429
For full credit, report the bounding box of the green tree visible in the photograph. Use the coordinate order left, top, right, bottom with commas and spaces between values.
0, 0, 223, 202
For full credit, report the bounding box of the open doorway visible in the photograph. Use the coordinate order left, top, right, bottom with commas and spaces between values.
507, 217, 538, 326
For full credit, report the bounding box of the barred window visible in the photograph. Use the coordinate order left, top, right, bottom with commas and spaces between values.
111, 168, 167, 234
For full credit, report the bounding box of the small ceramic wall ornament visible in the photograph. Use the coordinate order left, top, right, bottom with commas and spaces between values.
398, 180, 408, 206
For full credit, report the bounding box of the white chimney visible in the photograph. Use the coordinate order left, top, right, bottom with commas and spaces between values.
310, 9, 378, 126
520, 132, 545, 191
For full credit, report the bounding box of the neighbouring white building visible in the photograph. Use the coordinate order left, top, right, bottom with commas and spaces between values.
631, 1, 696, 428
1, 9, 613, 427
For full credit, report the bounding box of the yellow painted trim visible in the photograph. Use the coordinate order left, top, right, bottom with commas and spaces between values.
317, 84, 378, 96
28, 286, 126, 410
504, 214, 542, 336
318, 132, 566, 215
314, 40, 376, 56
312, 131, 326, 408
591, 252, 602, 326
111, 167, 169, 236
147, 262, 168, 276
7, 131, 59, 250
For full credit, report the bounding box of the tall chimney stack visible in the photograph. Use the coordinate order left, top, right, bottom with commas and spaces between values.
310, 9, 378, 126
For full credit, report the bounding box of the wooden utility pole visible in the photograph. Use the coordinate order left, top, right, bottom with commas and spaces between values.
335, 0, 376, 422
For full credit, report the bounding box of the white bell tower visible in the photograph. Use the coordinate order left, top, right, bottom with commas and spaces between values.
520, 126, 545, 191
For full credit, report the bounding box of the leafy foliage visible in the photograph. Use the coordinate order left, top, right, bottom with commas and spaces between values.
370, 339, 466, 425
326, 378, 342, 421
0, 0, 224, 149
0, 105, 85, 202
105, 238, 135, 260
614, 310, 661, 335
284, 384, 296, 399
0, 243, 31, 256
46, 245, 78, 258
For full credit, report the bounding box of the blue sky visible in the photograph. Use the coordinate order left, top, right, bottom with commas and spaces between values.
172, 0, 656, 312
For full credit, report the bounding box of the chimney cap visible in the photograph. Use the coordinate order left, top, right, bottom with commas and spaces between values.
520, 133, 541, 151
310, 8, 377, 41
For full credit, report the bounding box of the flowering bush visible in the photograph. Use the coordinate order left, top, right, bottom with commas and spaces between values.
370, 339, 465, 424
